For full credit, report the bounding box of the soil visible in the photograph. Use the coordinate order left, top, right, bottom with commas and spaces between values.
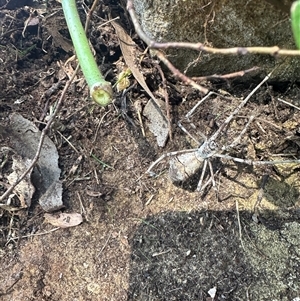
0, 1, 300, 301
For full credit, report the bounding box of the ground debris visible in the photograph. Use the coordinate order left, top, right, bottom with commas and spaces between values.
1, 113, 62, 212
44, 212, 83, 228
6, 154, 35, 208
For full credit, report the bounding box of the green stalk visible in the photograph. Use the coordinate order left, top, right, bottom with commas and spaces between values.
291, 1, 300, 49
61, 0, 113, 106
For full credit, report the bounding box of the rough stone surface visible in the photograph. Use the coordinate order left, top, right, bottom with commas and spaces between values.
133, 0, 298, 80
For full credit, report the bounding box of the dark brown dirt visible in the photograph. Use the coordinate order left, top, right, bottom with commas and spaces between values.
0, 1, 300, 301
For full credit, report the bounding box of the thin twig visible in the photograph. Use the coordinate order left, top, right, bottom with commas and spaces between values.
57, 130, 79, 153
212, 72, 271, 144
77, 191, 88, 221
84, 0, 99, 32
236, 200, 244, 250
93, 111, 110, 143
191, 67, 260, 81
127, 0, 300, 57
153, 49, 209, 94
98, 232, 112, 257
10, 227, 60, 240
277, 97, 300, 111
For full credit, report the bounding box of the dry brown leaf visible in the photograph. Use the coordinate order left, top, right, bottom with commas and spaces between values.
44, 212, 83, 228
111, 21, 157, 102
111, 21, 168, 147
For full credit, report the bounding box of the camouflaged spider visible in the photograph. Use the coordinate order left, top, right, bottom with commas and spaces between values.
146, 73, 300, 192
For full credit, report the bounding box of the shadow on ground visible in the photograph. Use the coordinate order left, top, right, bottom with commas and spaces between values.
127, 210, 300, 301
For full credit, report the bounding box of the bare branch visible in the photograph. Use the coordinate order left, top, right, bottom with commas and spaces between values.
127, 0, 300, 57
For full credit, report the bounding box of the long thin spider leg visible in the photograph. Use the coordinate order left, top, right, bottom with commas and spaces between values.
146, 148, 199, 175
214, 154, 300, 166
196, 159, 208, 191
177, 92, 222, 144
222, 115, 255, 152
185, 91, 219, 120
208, 160, 216, 189
197, 160, 217, 193
198, 176, 213, 192
208, 73, 271, 144
177, 121, 202, 144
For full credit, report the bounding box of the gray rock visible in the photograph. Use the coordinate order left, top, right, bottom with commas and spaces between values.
133, 0, 298, 81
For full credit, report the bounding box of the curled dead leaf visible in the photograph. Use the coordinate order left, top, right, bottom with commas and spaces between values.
44, 212, 83, 228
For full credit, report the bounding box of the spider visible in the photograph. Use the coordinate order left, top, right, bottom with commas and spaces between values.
147, 73, 300, 192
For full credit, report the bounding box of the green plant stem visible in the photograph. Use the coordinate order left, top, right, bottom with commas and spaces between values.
61, 0, 113, 106
291, 1, 300, 49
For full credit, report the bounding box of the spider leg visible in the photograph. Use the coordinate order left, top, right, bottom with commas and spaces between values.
185, 91, 220, 120
196, 159, 208, 191
222, 115, 255, 151
214, 154, 300, 166
208, 72, 271, 144
208, 160, 216, 189
178, 91, 231, 144
177, 121, 202, 144
196, 159, 217, 192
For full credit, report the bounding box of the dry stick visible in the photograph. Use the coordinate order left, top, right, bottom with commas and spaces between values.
209, 72, 272, 145
126, 0, 209, 95
191, 66, 260, 81
77, 191, 88, 222
153, 50, 209, 94
84, 0, 99, 32
98, 232, 112, 257
235, 200, 245, 250
127, 0, 300, 57
150, 42, 300, 57
12, 227, 60, 239
278, 97, 300, 111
